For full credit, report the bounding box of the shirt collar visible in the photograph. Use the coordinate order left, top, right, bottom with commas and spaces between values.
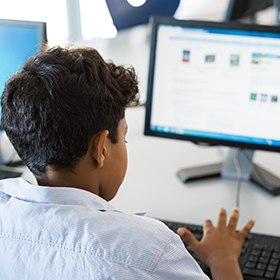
0, 178, 116, 212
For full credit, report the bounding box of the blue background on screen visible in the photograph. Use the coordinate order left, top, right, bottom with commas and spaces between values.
0, 25, 40, 124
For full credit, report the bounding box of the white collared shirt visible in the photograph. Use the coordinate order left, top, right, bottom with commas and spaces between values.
0, 178, 209, 280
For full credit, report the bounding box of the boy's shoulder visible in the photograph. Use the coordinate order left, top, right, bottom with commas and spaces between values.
88, 210, 177, 271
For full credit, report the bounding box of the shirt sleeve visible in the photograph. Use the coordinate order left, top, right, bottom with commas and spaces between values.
150, 232, 210, 280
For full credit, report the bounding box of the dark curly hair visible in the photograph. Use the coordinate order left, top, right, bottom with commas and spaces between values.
1, 45, 139, 176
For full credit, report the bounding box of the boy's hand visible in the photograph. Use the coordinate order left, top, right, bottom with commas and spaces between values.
177, 208, 255, 280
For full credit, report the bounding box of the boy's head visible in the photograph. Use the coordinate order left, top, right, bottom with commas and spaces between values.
1, 45, 139, 179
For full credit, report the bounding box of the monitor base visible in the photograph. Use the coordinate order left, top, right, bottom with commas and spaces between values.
177, 162, 222, 182
251, 164, 280, 195
177, 148, 280, 196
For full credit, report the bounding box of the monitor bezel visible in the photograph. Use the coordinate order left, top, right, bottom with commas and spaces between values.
144, 16, 280, 153
0, 18, 47, 45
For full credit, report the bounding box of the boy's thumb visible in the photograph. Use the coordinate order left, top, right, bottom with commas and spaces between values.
177, 227, 199, 246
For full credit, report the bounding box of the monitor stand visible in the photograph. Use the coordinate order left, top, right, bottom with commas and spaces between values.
177, 148, 280, 196
0, 130, 23, 179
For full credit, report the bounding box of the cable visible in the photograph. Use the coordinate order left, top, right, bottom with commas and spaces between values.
231, 148, 279, 207
233, 148, 242, 208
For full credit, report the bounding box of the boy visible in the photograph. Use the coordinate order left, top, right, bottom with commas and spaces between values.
0, 45, 255, 279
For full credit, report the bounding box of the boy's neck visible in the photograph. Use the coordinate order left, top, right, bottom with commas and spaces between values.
36, 162, 100, 196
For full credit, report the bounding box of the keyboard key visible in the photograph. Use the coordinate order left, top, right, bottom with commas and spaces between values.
194, 233, 203, 241
245, 234, 253, 240
187, 225, 199, 232
245, 261, 256, 268
269, 258, 279, 266
256, 263, 266, 270
241, 242, 250, 255
243, 268, 264, 277
276, 267, 280, 280
241, 248, 246, 255
248, 255, 258, 262
272, 252, 280, 259
265, 271, 276, 279
274, 246, 280, 253
267, 265, 278, 272
261, 250, 272, 258
259, 257, 269, 264
251, 249, 261, 257
253, 243, 263, 250
263, 245, 274, 251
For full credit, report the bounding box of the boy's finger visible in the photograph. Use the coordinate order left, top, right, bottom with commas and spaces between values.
237, 218, 255, 240
177, 227, 199, 247
227, 207, 239, 231
203, 219, 213, 233
216, 208, 227, 229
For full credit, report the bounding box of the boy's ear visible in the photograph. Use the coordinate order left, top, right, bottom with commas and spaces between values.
90, 130, 109, 168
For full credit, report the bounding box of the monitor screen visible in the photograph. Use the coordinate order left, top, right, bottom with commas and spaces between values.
144, 16, 280, 154
0, 19, 47, 126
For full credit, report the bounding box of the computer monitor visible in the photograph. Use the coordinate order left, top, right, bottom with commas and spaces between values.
0, 19, 47, 128
144, 16, 280, 195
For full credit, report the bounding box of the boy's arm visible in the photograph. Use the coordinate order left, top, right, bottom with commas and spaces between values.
177, 208, 255, 280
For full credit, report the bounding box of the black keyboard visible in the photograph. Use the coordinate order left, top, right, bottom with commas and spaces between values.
161, 220, 280, 280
